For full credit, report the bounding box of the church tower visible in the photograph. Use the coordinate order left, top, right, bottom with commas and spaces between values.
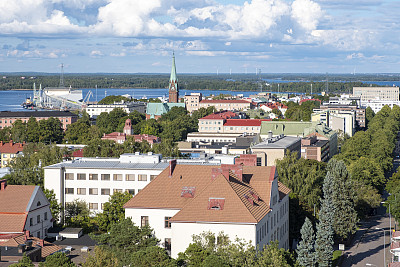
168, 52, 179, 103
123, 119, 133, 135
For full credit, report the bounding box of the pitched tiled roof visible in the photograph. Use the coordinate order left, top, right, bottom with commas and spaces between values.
199, 111, 237, 120
0, 111, 77, 118
0, 185, 36, 213
200, 100, 250, 104
0, 214, 27, 233
124, 165, 284, 224
224, 119, 271, 127
1, 234, 62, 258
0, 141, 25, 154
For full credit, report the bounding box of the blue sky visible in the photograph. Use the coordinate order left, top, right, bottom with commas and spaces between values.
0, 0, 399, 74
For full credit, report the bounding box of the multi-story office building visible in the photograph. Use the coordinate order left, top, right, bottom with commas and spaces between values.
353, 86, 399, 101
0, 111, 78, 130
184, 93, 202, 113
43, 153, 169, 215
85, 101, 146, 118
318, 104, 366, 128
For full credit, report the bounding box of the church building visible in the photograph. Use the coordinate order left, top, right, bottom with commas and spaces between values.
168, 52, 179, 103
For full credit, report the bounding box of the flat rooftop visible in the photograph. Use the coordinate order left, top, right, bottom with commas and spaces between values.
252, 136, 301, 149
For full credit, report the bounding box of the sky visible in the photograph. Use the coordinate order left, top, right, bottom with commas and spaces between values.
0, 0, 399, 74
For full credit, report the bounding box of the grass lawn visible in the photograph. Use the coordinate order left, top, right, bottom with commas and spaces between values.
332, 250, 342, 266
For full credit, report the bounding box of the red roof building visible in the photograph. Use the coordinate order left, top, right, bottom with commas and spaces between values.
299, 98, 321, 105
0, 140, 25, 168
0, 180, 53, 240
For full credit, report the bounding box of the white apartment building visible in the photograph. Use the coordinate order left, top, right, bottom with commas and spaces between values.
353, 86, 399, 101
184, 93, 202, 113
360, 100, 400, 113
85, 101, 146, 117
43, 153, 168, 215
124, 162, 290, 258
312, 109, 356, 137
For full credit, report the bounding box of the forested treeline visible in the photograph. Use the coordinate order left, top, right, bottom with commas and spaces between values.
0, 74, 376, 93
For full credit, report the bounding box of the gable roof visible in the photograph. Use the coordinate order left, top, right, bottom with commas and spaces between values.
0, 185, 36, 213
224, 119, 271, 127
124, 164, 286, 224
0, 141, 25, 154
199, 111, 237, 120
0, 214, 27, 233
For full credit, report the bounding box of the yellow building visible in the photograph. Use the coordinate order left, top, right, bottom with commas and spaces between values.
0, 141, 25, 168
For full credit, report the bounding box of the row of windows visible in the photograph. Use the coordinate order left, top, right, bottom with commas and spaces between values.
65, 188, 138, 195
200, 121, 222, 125
140, 216, 172, 229
65, 173, 157, 181
0, 119, 69, 124
29, 212, 48, 226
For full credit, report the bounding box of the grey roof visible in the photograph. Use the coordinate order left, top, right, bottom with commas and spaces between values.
252, 136, 301, 149
45, 160, 169, 170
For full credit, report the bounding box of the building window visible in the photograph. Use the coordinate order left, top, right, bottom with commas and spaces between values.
113, 174, 123, 181
141, 216, 149, 227
37, 215, 40, 224
138, 174, 147, 181
89, 203, 98, 210
89, 174, 98, 180
77, 173, 86, 180
65, 173, 74, 180
101, 188, 110, 195
164, 238, 171, 251
89, 188, 98, 195
65, 188, 74, 194
30, 218, 33, 226
44, 212, 48, 221
101, 174, 110, 181
150, 175, 157, 181
165, 217, 172, 228
77, 188, 86, 195
126, 174, 135, 181
113, 189, 123, 193
126, 189, 135, 195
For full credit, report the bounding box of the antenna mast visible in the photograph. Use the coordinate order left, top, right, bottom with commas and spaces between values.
60, 63, 64, 87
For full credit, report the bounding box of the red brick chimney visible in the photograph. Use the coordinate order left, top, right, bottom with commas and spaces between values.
169, 159, 176, 177
25, 230, 30, 241
0, 179, 7, 191
0, 141, 3, 146
39, 239, 44, 247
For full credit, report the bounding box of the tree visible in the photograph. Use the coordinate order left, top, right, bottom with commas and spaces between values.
296, 217, 315, 267
81, 246, 119, 267
43, 188, 63, 224
256, 241, 293, 267
96, 108, 128, 134
39, 252, 76, 267
9, 254, 34, 267
315, 172, 334, 267
25, 117, 39, 142
95, 191, 133, 231
365, 106, 375, 128
90, 218, 158, 265
63, 114, 94, 144
38, 117, 64, 144
130, 246, 177, 267
327, 159, 358, 240
98, 95, 131, 105
11, 119, 27, 142
348, 157, 385, 192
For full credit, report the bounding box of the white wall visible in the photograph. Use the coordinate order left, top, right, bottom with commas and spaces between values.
125, 208, 179, 249
25, 187, 53, 238
44, 167, 165, 213
171, 222, 255, 258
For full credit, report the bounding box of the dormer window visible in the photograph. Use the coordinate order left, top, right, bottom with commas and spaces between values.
207, 198, 225, 210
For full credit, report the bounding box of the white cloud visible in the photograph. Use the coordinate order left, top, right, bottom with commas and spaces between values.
110, 52, 126, 57
90, 50, 103, 57
291, 0, 323, 31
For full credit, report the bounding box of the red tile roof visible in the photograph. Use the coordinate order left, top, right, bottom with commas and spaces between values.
124, 164, 290, 224
0, 141, 25, 154
389, 263, 400, 267
1, 233, 62, 258
0, 184, 36, 233
200, 100, 250, 104
72, 149, 84, 158
224, 119, 271, 127
199, 111, 237, 120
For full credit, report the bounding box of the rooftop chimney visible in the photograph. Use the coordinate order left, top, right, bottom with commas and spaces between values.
268, 130, 273, 139
0, 179, 7, 191
169, 159, 177, 177
39, 239, 44, 247
25, 230, 30, 241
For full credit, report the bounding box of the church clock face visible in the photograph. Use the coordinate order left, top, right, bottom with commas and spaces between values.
170, 81, 176, 91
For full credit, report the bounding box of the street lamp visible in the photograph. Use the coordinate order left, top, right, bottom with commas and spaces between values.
382, 201, 392, 241
376, 227, 386, 267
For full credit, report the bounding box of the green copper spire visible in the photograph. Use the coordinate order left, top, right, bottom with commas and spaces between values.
169, 51, 177, 84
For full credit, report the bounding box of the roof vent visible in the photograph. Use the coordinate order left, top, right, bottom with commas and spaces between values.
181, 186, 196, 198
207, 198, 225, 210
249, 190, 259, 201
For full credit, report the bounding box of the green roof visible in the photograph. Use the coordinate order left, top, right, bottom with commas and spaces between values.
260, 121, 336, 139
146, 102, 185, 118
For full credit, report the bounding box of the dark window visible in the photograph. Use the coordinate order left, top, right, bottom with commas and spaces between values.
77, 173, 86, 180
37, 215, 40, 224
65, 188, 74, 194
164, 217, 171, 228
89, 174, 98, 180
30, 218, 33, 226
65, 173, 74, 180
44, 212, 48, 221
141, 216, 149, 227
101, 174, 110, 181
164, 238, 171, 251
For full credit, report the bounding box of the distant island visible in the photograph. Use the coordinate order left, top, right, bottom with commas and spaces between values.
0, 73, 397, 93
